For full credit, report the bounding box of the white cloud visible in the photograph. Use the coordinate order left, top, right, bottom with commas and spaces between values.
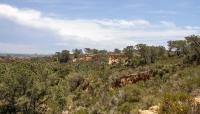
160, 21, 176, 28
94, 19, 151, 28
0, 4, 199, 52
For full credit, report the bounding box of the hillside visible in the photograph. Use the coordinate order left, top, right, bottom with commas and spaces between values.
0, 35, 200, 114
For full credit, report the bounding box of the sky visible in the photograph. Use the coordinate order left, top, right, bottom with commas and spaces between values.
0, 0, 200, 54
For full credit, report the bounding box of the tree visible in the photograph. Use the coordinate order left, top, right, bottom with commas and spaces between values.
84, 48, 92, 54
56, 50, 70, 63
84, 48, 102, 54
98, 50, 107, 54
84, 48, 98, 54
136, 44, 151, 64
185, 35, 200, 63
167, 40, 187, 56
185, 35, 200, 54
72, 49, 83, 58
92, 49, 99, 54
150, 46, 166, 63
114, 48, 121, 53
136, 44, 166, 64
157, 46, 166, 57
55, 52, 61, 61
123, 46, 135, 59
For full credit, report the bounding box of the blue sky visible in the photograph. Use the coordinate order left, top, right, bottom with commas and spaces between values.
0, 0, 200, 54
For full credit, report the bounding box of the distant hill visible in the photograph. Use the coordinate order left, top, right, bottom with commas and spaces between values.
0, 53, 51, 58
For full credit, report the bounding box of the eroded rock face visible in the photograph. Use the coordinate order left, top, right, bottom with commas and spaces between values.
108, 56, 119, 65
112, 71, 153, 88
108, 54, 128, 65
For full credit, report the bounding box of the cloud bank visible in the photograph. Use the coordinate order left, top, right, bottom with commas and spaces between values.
0, 4, 199, 53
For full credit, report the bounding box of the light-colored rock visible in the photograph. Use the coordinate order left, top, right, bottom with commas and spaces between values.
194, 96, 200, 104
191, 96, 200, 113
138, 110, 156, 114
138, 105, 159, 114
149, 105, 159, 112
62, 110, 69, 114
72, 58, 77, 62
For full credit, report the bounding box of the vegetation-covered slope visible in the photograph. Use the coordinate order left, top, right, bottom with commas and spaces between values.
0, 35, 200, 114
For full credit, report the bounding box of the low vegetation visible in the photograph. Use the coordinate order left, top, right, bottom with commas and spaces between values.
0, 35, 200, 114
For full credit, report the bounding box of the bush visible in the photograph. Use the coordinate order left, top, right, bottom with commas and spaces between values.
159, 92, 192, 114
0, 62, 69, 114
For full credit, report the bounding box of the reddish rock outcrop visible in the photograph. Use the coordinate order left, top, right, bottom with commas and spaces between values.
112, 71, 153, 88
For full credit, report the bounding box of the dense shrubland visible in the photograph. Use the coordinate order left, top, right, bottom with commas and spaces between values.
0, 35, 200, 114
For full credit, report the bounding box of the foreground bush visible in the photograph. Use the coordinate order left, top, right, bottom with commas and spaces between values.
159, 92, 192, 114
0, 62, 70, 114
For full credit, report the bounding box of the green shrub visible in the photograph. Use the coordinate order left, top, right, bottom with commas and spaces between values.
74, 108, 89, 114
123, 85, 143, 103
159, 92, 192, 114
